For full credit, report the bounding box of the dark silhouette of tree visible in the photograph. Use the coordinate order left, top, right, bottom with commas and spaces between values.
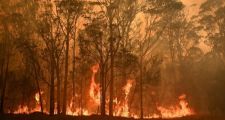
136, 0, 184, 118
55, 0, 83, 114
199, 0, 225, 63
0, 0, 40, 114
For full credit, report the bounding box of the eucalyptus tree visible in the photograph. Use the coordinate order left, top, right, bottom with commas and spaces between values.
78, 10, 110, 115
0, 0, 40, 114
54, 0, 83, 114
91, 0, 141, 116
37, 0, 66, 114
136, 0, 184, 118
199, 0, 225, 63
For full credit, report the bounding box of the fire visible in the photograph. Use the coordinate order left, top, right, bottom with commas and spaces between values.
35, 92, 40, 102
13, 92, 42, 114
10, 64, 195, 119
13, 105, 29, 114
115, 80, 134, 117
155, 94, 194, 119
89, 64, 100, 105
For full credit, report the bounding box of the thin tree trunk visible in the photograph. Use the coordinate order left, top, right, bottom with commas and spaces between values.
0, 56, 5, 114
50, 55, 55, 115
80, 77, 83, 116
100, 63, 106, 116
0, 49, 9, 114
109, 7, 114, 116
72, 19, 78, 110
56, 59, 61, 114
140, 56, 143, 119
109, 54, 114, 116
62, 25, 70, 114
34, 65, 44, 113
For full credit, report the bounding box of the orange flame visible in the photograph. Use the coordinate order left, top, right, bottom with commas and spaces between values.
10, 64, 195, 119
13, 92, 43, 114
115, 80, 133, 117
89, 64, 100, 105
155, 94, 194, 118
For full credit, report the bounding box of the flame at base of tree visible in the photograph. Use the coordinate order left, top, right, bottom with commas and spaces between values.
9, 64, 194, 119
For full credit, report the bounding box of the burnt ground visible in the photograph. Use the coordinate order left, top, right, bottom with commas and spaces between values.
0, 113, 224, 120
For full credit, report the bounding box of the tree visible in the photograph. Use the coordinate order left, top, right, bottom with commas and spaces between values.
0, 0, 40, 113
78, 9, 110, 115
136, 0, 184, 118
199, 0, 225, 63
55, 0, 83, 114
37, 1, 65, 114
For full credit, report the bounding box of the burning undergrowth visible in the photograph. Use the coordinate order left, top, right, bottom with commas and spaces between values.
6, 64, 194, 119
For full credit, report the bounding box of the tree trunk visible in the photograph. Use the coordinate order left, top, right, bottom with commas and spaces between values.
56, 59, 61, 114
0, 59, 4, 113
109, 54, 114, 116
109, 8, 114, 116
62, 28, 70, 114
140, 57, 143, 119
100, 63, 106, 116
50, 55, 55, 115
0, 52, 9, 114
34, 65, 44, 113
72, 19, 77, 110
80, 77, 83, 116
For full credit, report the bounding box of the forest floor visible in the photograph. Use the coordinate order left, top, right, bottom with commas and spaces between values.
0, 113, 224, 120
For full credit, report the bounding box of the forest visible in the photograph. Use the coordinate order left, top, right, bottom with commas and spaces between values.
0, 0, 225, 120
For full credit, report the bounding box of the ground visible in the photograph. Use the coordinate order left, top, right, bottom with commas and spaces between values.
0, 113, 225, 120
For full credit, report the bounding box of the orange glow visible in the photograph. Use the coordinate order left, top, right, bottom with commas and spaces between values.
155, 94, 194, 119
11, 65, 195, 119
89, 64, 100, 105
115, 79, 133, 117
13, 92, 42, 114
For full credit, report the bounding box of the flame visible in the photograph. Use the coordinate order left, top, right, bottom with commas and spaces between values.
155, 94, 194, 119
115, 80, 133, 117
89, 64, 101, 105
10, 64, 195, 119
13, 92, 43, 114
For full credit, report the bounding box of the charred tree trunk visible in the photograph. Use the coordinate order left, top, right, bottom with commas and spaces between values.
0, 49, 5, 114
109, 52, 114, 116
100, 63, 106, 116
80, 77, 83, 116
72, 19, 78, 110
109, 7, 114, 116
50, 54, 55, 115
0, 51, 9, 114
34, 65, 44, 113
62, 23, 70, 114
56, 59, 61, 114
140, 55, 143, 119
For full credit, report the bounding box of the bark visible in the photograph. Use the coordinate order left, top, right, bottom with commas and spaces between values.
109, 6, 114, 116
0, 55, 8, 114
109, 53, 114, 116
72, 19, 78, 110
56, 59, 61, 114
100, 63, 106, 116
0, 50, 5, 114
34, 65, 44, 113
140, 56, 143, 119
80, 77, 83, 116
62, 23, 70, 114
50, 54, 55, 115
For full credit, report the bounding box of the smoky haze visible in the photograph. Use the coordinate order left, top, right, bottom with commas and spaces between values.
0, 0, 225, 119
